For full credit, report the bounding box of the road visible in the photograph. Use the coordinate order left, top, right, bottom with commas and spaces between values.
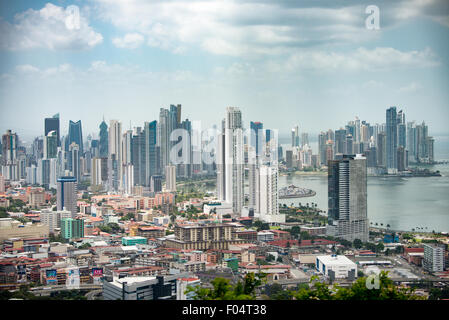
85, 289, 103, 300
31, 284, 102, 296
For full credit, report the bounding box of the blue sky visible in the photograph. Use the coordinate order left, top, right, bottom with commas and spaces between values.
0, 0, 448, 143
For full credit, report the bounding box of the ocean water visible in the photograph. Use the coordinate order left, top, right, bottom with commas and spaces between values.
278, 135, 449, 233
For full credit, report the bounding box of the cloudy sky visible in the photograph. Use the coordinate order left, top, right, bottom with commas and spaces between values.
0, 0, 448, 143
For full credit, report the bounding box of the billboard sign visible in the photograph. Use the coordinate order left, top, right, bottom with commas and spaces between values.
92, 267, 103, 285
66, 267, 80, 289
46, 269, 57, 285
92, 268, 103, 277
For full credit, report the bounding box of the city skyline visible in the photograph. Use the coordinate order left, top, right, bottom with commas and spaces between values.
1, 1, 449, 138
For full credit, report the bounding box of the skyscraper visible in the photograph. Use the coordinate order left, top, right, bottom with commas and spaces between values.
250, 121, 263, 157
335, 129, 346, 155
150, 175, 162, 193
301, 132, 309, 148
1, 130, 19, 181
99, 120, 108, 158
145, 120, 158, 183
216, 120, 226, 201
386, 107, 398, 173
327, 154, 369, 242
249, 121, 263, 212
44, 130, 58, 159
67, 120, 83, 154
158, 108, 170, 172
397, 110, 406, 148
217, 107, 244, 215
318, 132, 327, 166
108, 120, 122, 191
291, 126, 299, 147
165, 165, 176, 192
258, 164, 284, 223
376, 132, 387, 167
44, 113, 60, 147
57, 176, 78, 217
68, 143, 80, 182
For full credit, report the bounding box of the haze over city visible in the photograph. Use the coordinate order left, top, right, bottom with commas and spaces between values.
1, 0, 449, 139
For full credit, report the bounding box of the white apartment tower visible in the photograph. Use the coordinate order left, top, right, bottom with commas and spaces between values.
165, 165, 176, 192
258, 165, 284, 223
217, 107, 244, 215
108, 120, 122, 191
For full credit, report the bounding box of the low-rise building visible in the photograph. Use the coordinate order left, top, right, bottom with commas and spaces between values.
122, 236, 147, 246
0, 218, 49, 242
315, 255, 357, 280
257, 231, 274, 242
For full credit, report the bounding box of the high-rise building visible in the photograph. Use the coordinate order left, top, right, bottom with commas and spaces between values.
40, 209, 72, 233
386, 107, 398, 173
397, 110, 406, 148
423, 243, 445, 272
397, 146, 407, 172
178, 119, 192, 178
99, 120, 109, 158
91, 157, 107, 187
301, 132, 309, 148
44, 130, 58, 159
68, 142, 80, 182
67, 120, 83, 154
327, 154, 369, 242
123, 164, 134, 195
217, 107, 244, 215
406, 121, 416, 162
291, 126, 299, 147
150, 175, 162, 193
1, 130, 19, 181
165, 165, 176, 192
258, 165, 284, 223
318, 132, 327, 166
57, 176, 77, 217
32, 137, 44, 163
158, 108, 170, 172
61, 218, 84, 240
216, 120, 226, 201
335, 129, 346, 155
345, 134, 353, 155
250, 122, 263, 157
249, 121, 263, 212
376, 132, 387, 167
44, 114, 60, 147
109, 120, 122, 191
0, 174, 4, 193
145, 120, 159, 182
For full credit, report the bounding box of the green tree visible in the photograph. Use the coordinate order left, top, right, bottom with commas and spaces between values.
353, 239, 363, 249
292, 271, 424, 300
186, 273, 265, 300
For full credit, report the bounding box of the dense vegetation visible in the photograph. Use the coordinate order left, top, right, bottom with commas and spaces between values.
187, 271, 424, 300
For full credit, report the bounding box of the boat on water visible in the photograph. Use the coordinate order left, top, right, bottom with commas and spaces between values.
279, 184, 316, 199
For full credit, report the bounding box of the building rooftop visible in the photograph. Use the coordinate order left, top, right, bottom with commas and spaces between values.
317, 255, 356, 266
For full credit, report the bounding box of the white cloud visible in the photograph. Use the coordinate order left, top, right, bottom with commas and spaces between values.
399, 82, 422, 93
112, 33, 145, 49
92, 0, 374, 56
92, 0, 449, 57
16, 65, 40, 73
0, 3, 103, 51
274, 47, 439, 73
